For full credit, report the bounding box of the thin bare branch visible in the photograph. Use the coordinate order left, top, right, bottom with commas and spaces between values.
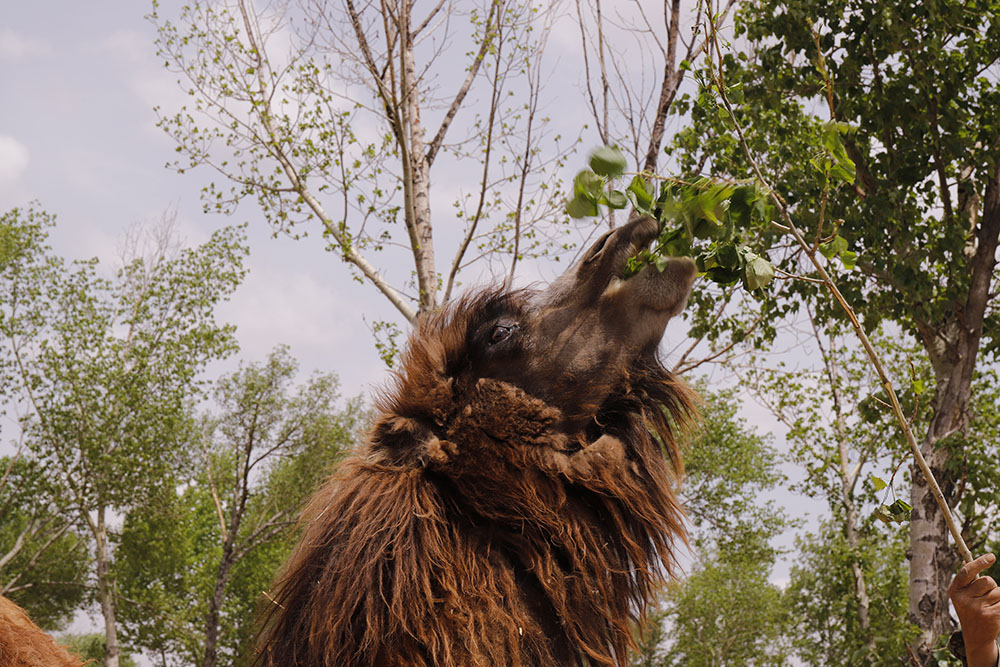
444, 5, 504, 302
426, 0, 501, 166
413, 0, 448, 36
0, 521, 72, 596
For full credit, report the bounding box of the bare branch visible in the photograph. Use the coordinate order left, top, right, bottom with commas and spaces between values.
0, 516, 37, 572
244, 0, 418, 322
444, 5, 504, 302
413, 0, 449, 37
0, 521, 72, 596
231, 510, 293, 563
199, 429, 229, 543
426, 0, 501, 166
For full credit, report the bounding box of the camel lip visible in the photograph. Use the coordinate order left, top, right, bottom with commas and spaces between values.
611, 237, 654, 280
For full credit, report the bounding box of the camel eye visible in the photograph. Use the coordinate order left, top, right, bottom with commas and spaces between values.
489, 324, 515, 345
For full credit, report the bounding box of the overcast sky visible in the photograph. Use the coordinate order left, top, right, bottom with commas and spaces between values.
1, 1, 416, 404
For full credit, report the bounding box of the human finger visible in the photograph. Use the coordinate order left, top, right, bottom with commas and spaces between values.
983, 586, 1000, 606
967, 576, 999, 598
952, 554, 997, 591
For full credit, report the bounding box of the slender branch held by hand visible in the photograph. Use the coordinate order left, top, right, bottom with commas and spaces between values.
704, 11, 973, 564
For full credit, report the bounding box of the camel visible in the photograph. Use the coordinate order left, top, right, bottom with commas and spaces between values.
0, 596, 84, 667
255, 216, 699, 666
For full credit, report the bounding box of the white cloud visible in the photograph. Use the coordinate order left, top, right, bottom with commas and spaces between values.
221, 264, 358, 359
0, 28, 52, 62
91, 29, 148, 62
0, 135, 29, 185
0, 135, 30, 209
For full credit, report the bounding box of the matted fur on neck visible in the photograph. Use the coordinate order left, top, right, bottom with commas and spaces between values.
254, 290, 697, 667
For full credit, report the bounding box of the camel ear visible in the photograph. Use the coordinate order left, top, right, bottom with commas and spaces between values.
371, 415, 432, 453
370, 416, 457, 466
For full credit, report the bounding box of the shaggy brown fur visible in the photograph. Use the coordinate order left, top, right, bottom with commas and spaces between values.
0, 596, 84, 667
256, 217, 698, 666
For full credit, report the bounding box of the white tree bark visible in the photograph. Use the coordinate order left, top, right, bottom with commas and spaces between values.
92, 507, 121, 667
909, 163, 1000, 659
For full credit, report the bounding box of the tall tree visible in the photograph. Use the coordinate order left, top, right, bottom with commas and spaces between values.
784, 521, 912, 666
0, 206, 247, 667
116, 348, 362, 667
152, 0, 572, 331
741, 321, 950, 662
666, 0, 1000, 657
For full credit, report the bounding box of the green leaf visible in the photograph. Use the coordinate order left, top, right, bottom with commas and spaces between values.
693, 218, 722, 239
820, 235, 849, 260
891, 499, 913, 513
873, 505, 893, 525
727, 83, 744, 104
887, 499, 912, 522
566, 195, 599, 219
589, 146, 627, 178
717, 243, 739, 269
660, 226, 691, 257
830, 160, 856, 185
744, 256, 775, 291
705, 266, 743, 284
871, 475, 888, 491
573, 169, 604, 201
605, 189, 627, 209
839, 250, 858, 270
626, 175, 653, 212
874, 500, 912, 524
832, 235, 848, 255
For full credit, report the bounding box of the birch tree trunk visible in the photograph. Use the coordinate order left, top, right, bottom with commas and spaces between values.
93, 506, 120, 667
909, 164, 1000, 659
829, 356, 877, 658
397, 0, 437, 312
200, 540, 236, 667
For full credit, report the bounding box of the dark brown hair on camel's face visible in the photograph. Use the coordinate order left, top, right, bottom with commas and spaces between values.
255, 217, 699, 667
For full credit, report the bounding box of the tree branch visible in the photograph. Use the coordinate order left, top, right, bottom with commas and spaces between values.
243, 0, 417, 322
425, 0, 500, 166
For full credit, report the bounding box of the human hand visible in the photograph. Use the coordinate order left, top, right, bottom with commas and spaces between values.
949, 553, 1000, 667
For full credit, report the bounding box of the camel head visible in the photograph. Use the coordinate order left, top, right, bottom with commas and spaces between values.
461, 216, 696, 428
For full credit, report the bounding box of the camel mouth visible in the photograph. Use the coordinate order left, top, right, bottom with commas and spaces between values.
598, 251, 696, 356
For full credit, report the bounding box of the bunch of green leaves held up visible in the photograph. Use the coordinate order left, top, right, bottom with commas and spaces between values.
566, 145, 776, 293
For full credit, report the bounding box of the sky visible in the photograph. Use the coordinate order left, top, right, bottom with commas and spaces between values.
0, 2, 400, 399
1, 0, 832, 654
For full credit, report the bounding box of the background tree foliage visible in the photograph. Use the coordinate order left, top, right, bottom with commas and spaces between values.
116, 347, 362, 667
632, 389, 789, 666
662, 0, 1000, 658
785, 521, 912, 666
0, 205, 247, 667
0, 457, 88, 630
